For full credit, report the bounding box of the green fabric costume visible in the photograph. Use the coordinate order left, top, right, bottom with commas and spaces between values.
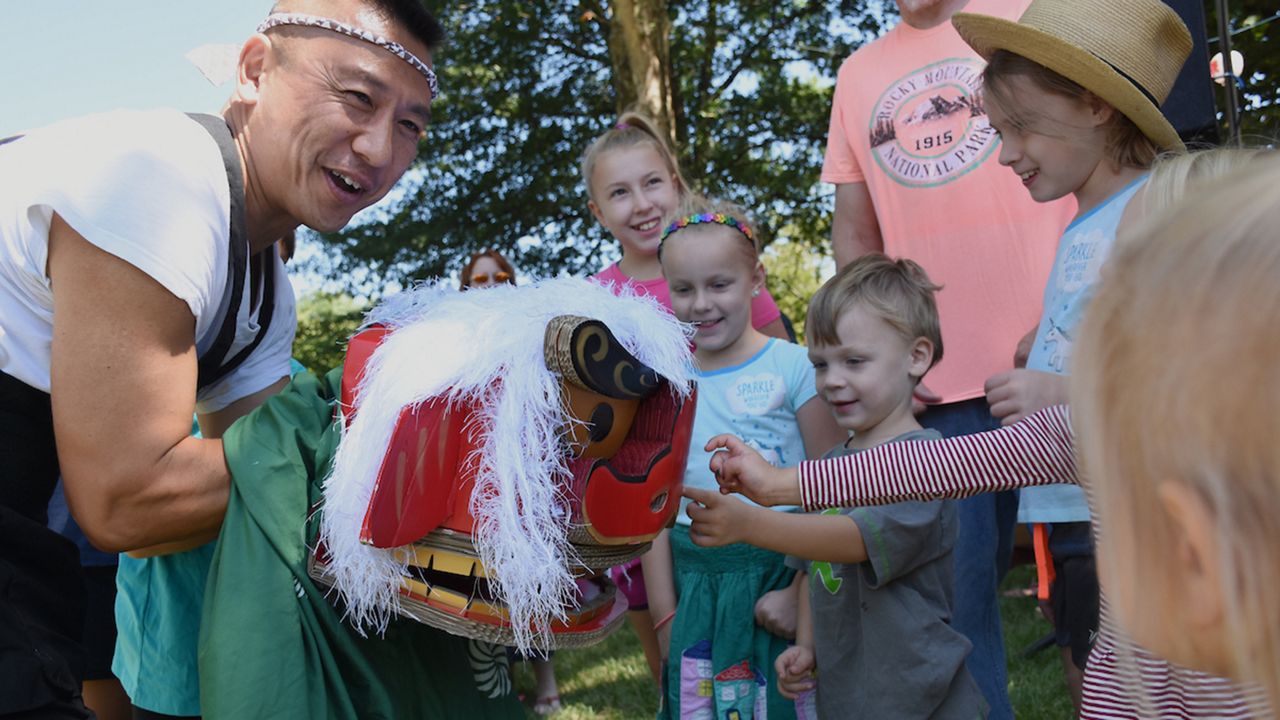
199, 369, 522, 719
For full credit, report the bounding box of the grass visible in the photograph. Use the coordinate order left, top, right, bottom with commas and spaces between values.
512, 564, 1074, 719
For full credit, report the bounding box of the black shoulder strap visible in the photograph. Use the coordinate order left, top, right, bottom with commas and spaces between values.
185, 113, 276, 392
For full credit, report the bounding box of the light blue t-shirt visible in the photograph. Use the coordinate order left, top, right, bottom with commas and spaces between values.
1018, 176, 1146, 524
678, 339, 819, 525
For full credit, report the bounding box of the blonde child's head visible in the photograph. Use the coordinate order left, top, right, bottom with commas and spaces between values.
805, 255, 941, 441
1073, 154, 1280, 706
657, 195, 764, 365
581, 112, 689, 269
807, 254, 943, 369
1125, 147, 1273, 230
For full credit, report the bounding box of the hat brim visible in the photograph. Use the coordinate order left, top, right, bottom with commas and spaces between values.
953, 12, 1184, 152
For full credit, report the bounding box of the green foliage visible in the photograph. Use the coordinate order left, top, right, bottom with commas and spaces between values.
762, 237, 833, 343
305, 1, 895, 294
292, 291, 368, 375
1203, 0, 1280, 142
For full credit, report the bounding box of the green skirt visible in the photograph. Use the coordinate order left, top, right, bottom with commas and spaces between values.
200, 369, 522, 719
659, 524, 797, 720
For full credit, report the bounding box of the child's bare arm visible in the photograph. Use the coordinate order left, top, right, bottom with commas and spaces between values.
684, 486, 867, 564
775, 574, 816, 699
795, 572, 813, 650
641, 529, 677, 658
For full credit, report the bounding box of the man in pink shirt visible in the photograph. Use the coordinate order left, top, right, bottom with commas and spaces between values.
821, 1, 1074, 717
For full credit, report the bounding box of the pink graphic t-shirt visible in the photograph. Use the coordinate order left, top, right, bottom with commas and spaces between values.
592, 263, 783, 330
821, 0, 1075, 403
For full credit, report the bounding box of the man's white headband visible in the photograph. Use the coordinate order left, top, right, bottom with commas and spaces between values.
256, 12, 440, 100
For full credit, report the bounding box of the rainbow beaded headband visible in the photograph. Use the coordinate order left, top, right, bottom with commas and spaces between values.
256, 13, 440, 100
659, 212, 755, 248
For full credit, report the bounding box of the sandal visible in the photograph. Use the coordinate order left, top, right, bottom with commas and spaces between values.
533, 694, 562, 716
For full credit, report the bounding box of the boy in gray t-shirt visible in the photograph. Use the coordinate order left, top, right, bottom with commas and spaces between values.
788, 432, 983, 718
685, 255, 986, 718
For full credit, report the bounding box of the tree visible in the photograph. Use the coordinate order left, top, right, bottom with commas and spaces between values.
762, 238, 833, 343
292, 292, 368, 374
1202, 0, 1279, 142
303, 1, 892, 295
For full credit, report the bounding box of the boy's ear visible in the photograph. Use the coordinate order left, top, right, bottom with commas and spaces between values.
234, 34, 271, 106
908, 337, 934, 379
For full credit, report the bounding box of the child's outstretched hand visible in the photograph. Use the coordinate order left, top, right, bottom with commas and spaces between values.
705, 434, 801, 507
684, 486, 755, 547
984, 368, 1068, 426
774, 645, 817, 699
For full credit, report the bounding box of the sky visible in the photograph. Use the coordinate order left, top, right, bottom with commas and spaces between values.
0, 1, 404, 294
1, 1, 274, 137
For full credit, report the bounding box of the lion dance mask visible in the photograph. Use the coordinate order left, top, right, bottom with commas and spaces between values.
309, 279, 696, 652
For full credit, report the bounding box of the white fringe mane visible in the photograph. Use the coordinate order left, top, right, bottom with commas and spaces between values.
319, 277, 693, 651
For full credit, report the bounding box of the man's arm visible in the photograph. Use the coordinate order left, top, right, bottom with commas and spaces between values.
197, 377, 290, 440
49, 215, 234, 552
830, 182, 883, 269
125, 376, 291, 557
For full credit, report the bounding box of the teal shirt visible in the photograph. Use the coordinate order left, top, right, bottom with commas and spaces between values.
113, 359, 309, 714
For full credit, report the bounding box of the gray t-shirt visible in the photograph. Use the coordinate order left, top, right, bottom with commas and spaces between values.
793, 429, 987, 719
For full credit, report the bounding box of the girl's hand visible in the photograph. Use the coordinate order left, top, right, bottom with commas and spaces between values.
705, 434, 801, 506
774, 645, 817, 699
984, 369, 1069, 426
684, 486, 754, 547
754, 586, 798, 640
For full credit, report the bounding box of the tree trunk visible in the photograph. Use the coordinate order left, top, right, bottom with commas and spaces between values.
606, 0, 677, 145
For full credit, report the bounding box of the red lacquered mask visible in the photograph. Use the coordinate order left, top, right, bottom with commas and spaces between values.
312, 315, 695, 647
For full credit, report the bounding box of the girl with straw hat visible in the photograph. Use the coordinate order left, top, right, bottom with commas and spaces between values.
949, 0, 1191, 713
932, 0, 1272, 718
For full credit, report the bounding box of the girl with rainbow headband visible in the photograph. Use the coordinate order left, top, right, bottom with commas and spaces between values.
580, 112, 794, 683
645, 195, 845, 719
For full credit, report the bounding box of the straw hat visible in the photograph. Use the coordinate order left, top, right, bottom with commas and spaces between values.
953, 0, 1192, 151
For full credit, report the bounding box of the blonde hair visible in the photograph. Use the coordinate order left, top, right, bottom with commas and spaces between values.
656, 193, 761, 263
1072, 154, 1280, 706
1134, 148, 1272, 224
983, 50, 1165, 169
806, 254, 943, 372
580, 111, 689, 202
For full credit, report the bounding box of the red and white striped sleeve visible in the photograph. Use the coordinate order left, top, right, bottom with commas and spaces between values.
1081, 605, 1270, 719
797, 404, 1076, 511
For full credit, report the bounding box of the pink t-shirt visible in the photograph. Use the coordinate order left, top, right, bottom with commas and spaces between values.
821, 0, 1075, 403
591, 262, 784, 330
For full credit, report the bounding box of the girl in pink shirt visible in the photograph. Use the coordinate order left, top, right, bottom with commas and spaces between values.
578, 112, 795, 686
581, 112, 788, 339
